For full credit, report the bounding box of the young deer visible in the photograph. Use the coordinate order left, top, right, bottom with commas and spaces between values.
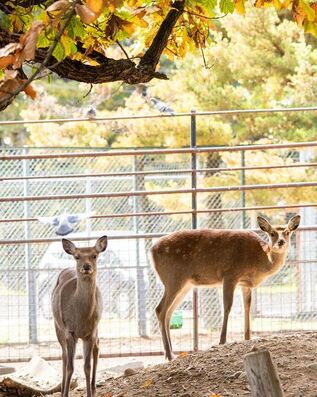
52, 236, 107, 397
151, 215, 300, 361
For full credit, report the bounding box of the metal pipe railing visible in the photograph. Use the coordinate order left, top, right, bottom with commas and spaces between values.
1, 226, 316, 245
1, 181, 316, 203
1, 140, 317, 161
1, 104, 317, 126
1, 202, 317, 224
1, 161, 316, 182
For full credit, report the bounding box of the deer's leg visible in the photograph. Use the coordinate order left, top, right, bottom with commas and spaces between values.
156, 283, 190, 361
63, 333, 77, 397
219, 277, 237, 345
91, 337, 99, 397
242, 286, 252, 340
83, 338, 94, 397
54, 323, 66, 395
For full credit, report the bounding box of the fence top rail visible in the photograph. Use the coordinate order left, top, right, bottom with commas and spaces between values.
1, 141, 317, 161
0, 181, 316, 203
1, 105, 317, 126
0, 226, 316, 245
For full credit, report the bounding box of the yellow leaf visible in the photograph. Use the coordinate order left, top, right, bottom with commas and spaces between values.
304, 20, 317, 35
299, 0, 315, 21
235, 0, 246, 14
141, 378, 153, 388
86, 0, 106, 14
177, 351, 189, 358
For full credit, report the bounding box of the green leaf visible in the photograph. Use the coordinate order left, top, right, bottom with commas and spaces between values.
197, 0, 218, 11
67, 16, 87, 40
37, 30, 52, 48
0, 11, 11, 31
220, 0, 235, 13
52, 42, 65, 62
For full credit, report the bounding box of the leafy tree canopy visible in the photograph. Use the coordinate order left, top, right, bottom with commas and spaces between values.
0, 0, 316, 111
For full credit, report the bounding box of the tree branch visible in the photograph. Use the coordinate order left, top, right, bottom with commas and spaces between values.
0, 0, 77, 110
0, 0, 185, 110
138, 0, 185, 74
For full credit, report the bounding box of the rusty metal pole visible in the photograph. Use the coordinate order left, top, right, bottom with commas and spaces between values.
191, 109, 199, 352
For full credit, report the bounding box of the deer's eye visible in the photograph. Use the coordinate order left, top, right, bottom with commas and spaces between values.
92, 255, 97, 259
271, 232, 276, 237
74, 255, 80, 260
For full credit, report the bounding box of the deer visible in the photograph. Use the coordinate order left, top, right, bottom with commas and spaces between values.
51, 236, 108, 397
151, 215, 300, 361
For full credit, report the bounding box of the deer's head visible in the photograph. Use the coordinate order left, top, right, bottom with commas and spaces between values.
257, 215, 300, 254
62, 236, 108, 278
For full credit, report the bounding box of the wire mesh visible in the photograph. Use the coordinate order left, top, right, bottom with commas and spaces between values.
0, 136, 317, 362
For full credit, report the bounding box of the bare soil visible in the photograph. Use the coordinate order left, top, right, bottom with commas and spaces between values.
67, 332, 317, 397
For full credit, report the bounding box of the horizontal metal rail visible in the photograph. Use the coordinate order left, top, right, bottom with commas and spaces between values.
1, 181, 316, 203
1, 140, 317, 161
2, 105, 317, 126
1, 202, 317, 224
1, 226, 317, 245
1, 162, 316, 182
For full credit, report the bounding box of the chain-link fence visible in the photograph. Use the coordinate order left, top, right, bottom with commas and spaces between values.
1, 110, 317, 362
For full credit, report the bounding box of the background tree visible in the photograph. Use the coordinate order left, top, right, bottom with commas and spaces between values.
1, 0, 317, 111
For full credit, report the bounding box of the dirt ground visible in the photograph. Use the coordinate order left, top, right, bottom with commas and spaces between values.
61, 332, 317, 397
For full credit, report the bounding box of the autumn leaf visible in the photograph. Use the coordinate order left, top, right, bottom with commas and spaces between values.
0, 55, 16, 69
16, 21, 45, 65
23, 83, 37, 99
86, 0, 106, 14
234, 0, 246, 14
141, 378, 153, 388
105, 14, 133, 39
46, 0, 70, 16
75, 4, 98, 24
104, 0, 123, 13
177, 351, 189, 358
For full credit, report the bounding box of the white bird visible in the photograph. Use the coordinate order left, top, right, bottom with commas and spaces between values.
149, 97, 174, 114
38, 210, 95, 236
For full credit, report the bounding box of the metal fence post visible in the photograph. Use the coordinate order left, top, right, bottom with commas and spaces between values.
191, 109, 199, 352
133, 154, 147, 337
23, 147, 37, 343
240, 149, 247, 228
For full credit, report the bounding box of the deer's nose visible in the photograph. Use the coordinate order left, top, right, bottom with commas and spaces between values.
83, 263, 91, 271
278, 240, 285, 246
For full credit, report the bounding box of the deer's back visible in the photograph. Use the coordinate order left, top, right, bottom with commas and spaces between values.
52, 268, 102, 339
151, 229, 270, 286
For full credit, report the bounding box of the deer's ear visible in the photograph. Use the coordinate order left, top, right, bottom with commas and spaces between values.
288, 215, 300, 231
95, 236, 108, 253
62, 239, 77, 255
257, 216, 272, 233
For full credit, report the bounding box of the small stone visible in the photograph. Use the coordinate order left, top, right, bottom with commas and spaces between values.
307, 363, 317, 372
124, 368, 137, 377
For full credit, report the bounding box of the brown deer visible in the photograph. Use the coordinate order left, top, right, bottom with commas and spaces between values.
151, 215, 300, 360
52, 236, 107, 397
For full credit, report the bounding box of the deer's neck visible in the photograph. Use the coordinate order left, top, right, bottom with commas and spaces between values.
268, 249, 287, 273
74, 277, 97, 317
